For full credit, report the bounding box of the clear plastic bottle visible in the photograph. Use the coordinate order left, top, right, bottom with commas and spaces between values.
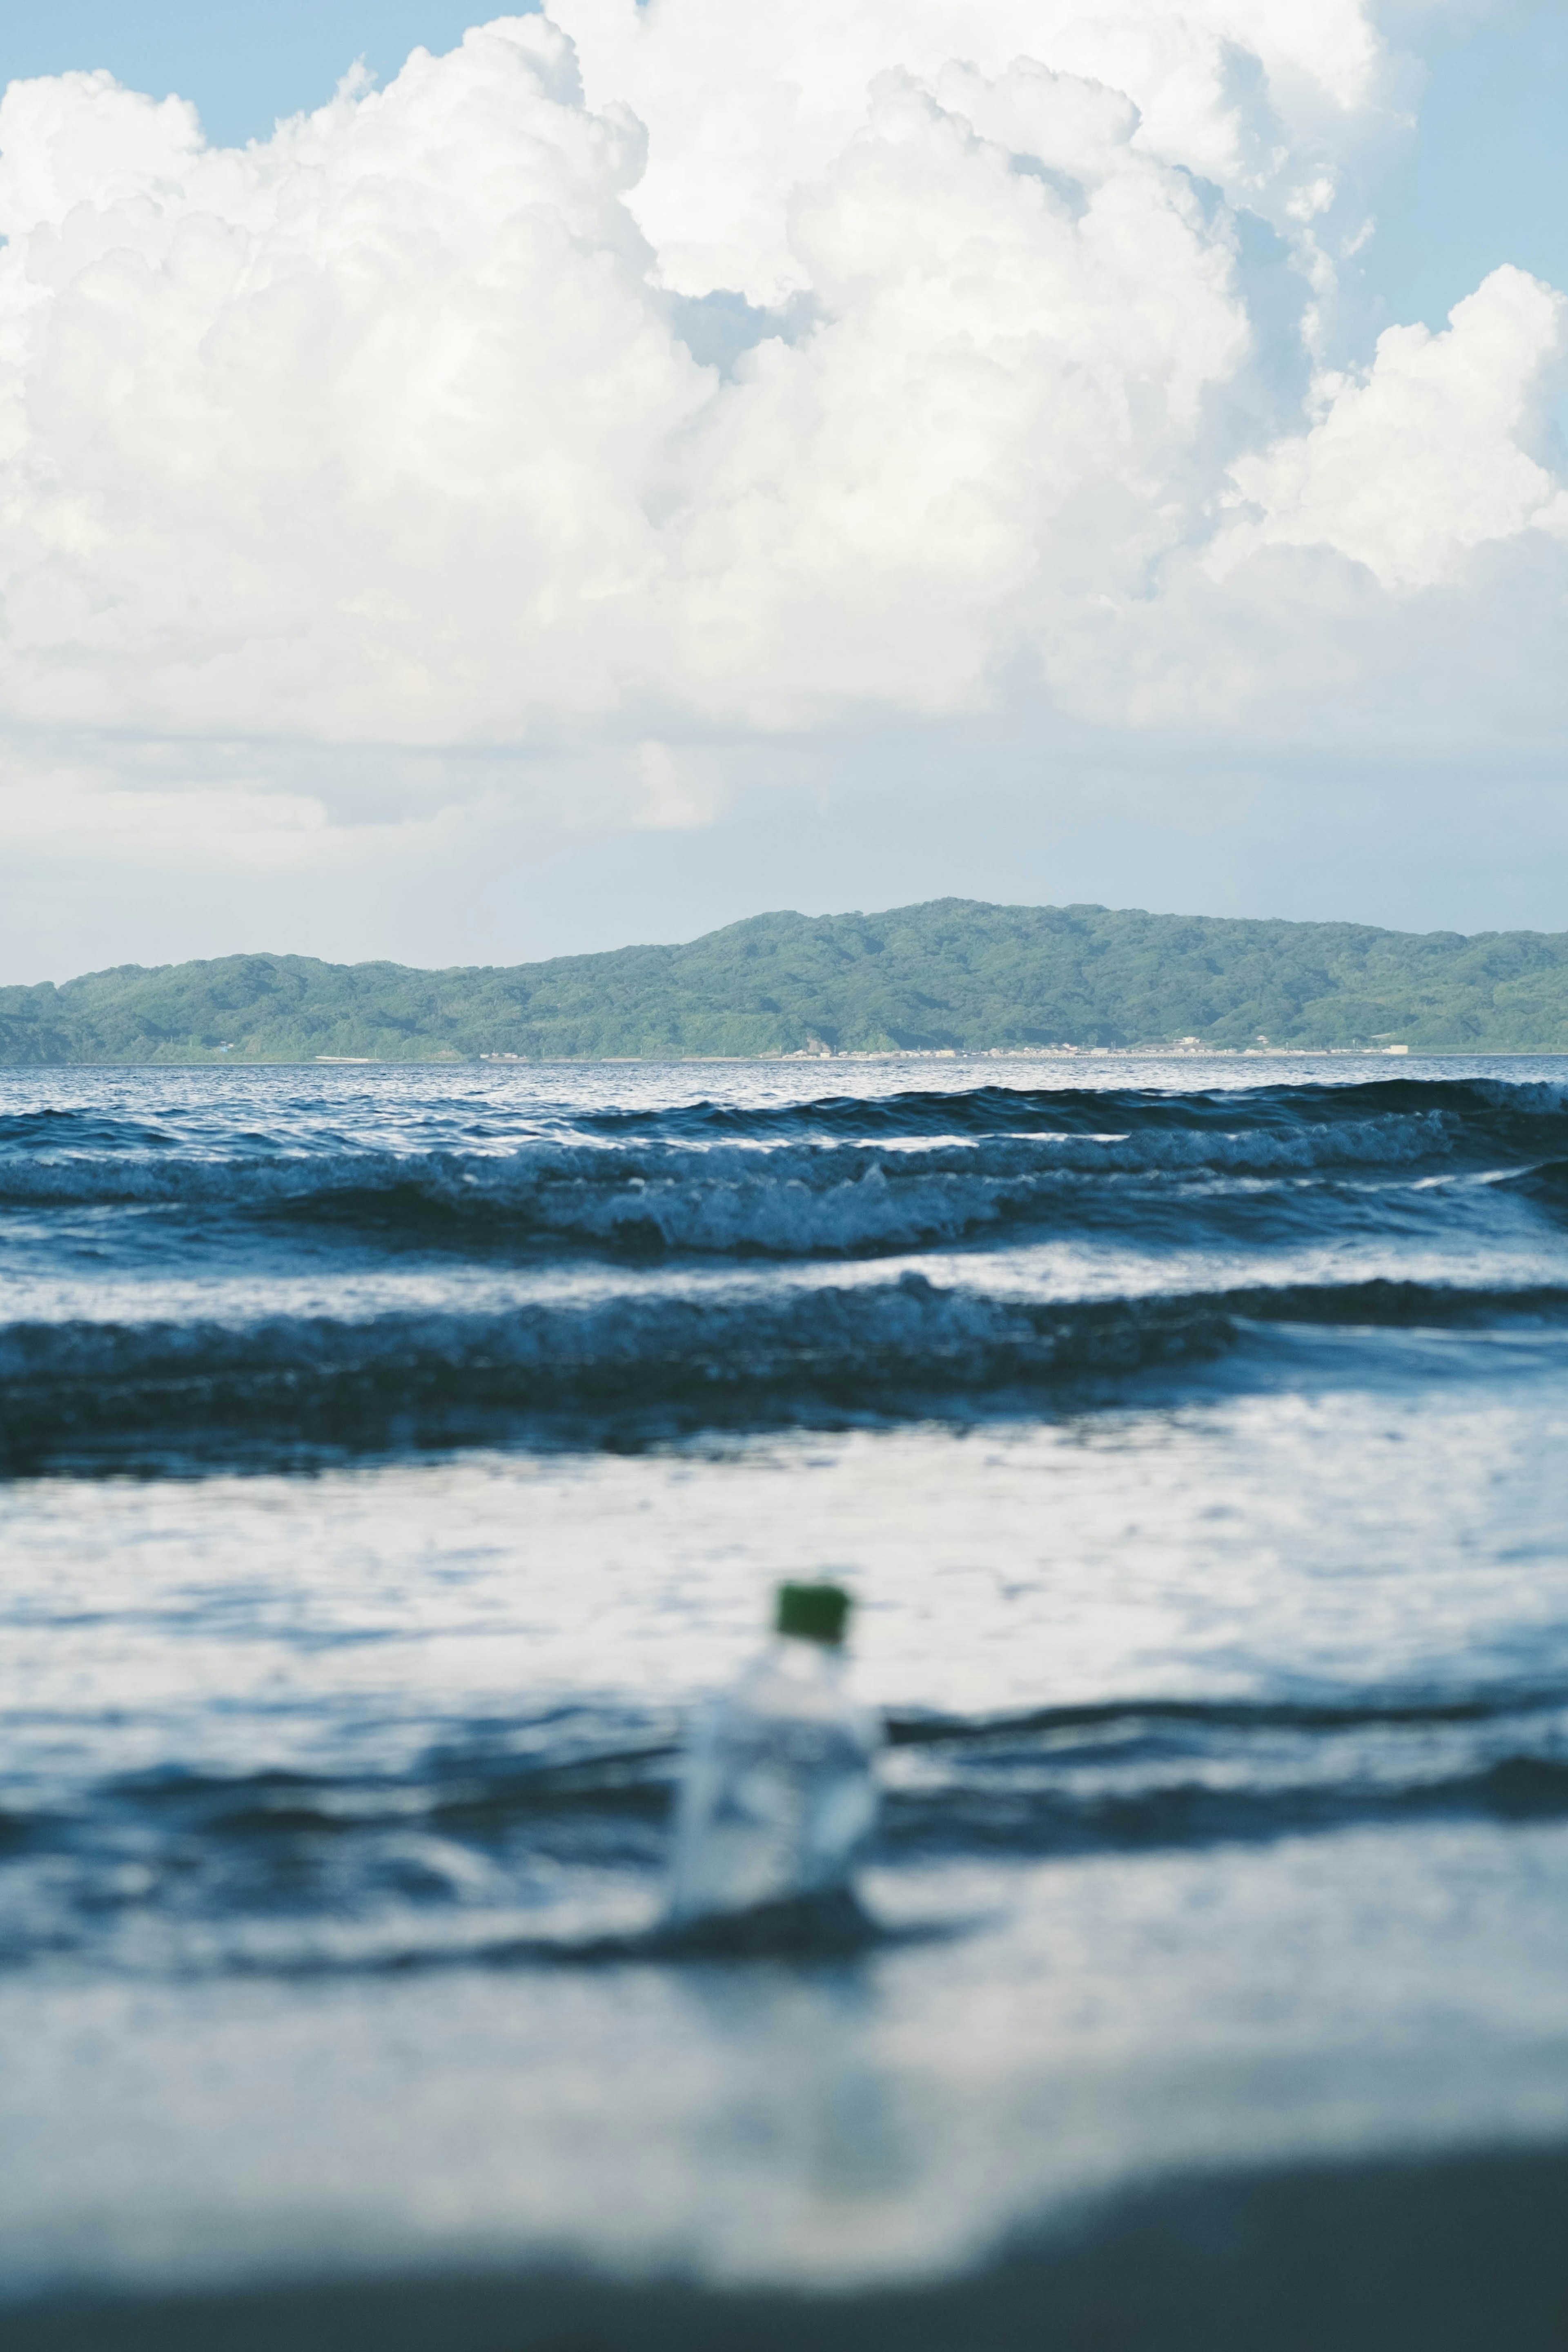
666, 1582, 880, 1927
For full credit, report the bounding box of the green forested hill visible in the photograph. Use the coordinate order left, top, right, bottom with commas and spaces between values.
6, 899, 1568, 1063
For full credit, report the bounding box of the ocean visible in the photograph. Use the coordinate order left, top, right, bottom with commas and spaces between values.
6, 1055, 1568, 2346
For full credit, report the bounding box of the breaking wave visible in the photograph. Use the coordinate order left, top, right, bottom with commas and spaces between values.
5, 1271, 1568, 1470
7, 1072, 1568, 1468
5, 1076, 1567, 1259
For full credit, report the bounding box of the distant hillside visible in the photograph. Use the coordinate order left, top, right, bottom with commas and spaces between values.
7, 900, 1568, 1063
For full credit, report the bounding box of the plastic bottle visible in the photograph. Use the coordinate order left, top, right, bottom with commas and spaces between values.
666, 1581, 880, 1927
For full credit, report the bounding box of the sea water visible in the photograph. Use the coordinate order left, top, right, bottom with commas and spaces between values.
6, 1056, 1568, 2314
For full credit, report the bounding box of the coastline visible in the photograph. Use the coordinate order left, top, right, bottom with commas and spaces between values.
2, 1047, 1557, 1068
13, 900, 1568, 1063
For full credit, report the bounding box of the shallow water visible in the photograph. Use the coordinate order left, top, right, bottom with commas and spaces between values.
6, 1054, 1568, 2312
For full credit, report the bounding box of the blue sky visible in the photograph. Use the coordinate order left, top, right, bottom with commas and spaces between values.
0, 1, 1565, 971
1361, 2, 1567, 335
0, 3, 488, 146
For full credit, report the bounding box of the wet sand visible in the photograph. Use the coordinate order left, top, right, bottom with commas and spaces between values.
11, 2140, 1568, 2352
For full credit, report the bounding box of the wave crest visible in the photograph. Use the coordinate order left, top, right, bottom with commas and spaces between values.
5, 1271, 1568, 1469
0, 1101, 1499, 1255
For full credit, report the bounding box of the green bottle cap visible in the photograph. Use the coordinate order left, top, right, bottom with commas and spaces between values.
775, 1581, 852, 1646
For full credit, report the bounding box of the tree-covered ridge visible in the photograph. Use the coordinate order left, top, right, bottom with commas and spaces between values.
7, 899, 1568, 1063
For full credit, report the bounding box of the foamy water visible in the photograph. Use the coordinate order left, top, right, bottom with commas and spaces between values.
6, 1055, 1568, 2311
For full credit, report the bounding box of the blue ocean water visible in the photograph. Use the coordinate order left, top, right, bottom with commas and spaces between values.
7, 1054, 1568, 2314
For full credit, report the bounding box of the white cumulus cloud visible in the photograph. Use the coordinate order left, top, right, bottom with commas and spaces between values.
0, 0, 1562, 872
1218, 264, 1568, 588
552, 0, 1396, 303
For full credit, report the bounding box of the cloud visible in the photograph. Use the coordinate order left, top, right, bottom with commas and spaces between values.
0, 2, 1562, 872
552, 0, 1398, 304
0, 768, 327, 858
1218, 265, 1568, 589
0, 24, 699, 754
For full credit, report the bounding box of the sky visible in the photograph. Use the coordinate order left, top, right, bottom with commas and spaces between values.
0, 0, 1565, 979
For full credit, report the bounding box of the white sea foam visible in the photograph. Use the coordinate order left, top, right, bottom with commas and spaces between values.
0, 1113, 1467, 1253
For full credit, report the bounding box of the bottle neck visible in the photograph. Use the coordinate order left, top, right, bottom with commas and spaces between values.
769, 1632, 846, 1678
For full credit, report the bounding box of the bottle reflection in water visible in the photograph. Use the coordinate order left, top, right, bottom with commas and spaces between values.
666, 1582, 880, 1927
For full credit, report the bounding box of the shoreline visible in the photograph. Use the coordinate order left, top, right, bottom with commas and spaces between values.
11, 2140, 1568, 2351
4, 1047, 1568, 1070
